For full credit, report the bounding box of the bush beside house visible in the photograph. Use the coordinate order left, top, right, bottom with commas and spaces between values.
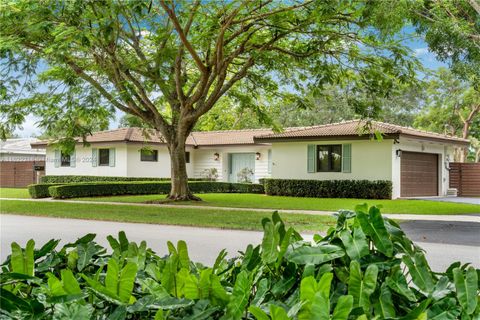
264, 178, 392, 199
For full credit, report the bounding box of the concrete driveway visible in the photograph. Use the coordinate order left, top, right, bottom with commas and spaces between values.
1, 214, 478, 272
419, 197, 480, 205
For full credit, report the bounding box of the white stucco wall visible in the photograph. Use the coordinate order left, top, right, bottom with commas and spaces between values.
392, 138, 456, 198
45, 143, 128, 176
192, 145, 272, 183
271, 139, 393, 182
125, 144, 194, 178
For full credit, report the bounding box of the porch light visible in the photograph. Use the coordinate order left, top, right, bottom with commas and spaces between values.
256, 152, 261, 160
213, 152, 220, 161
396, 149, 402, 158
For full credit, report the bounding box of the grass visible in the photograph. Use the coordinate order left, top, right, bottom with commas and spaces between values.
0, 188, 30, 199
73, 193, 480, 215
0, 200, 335, 232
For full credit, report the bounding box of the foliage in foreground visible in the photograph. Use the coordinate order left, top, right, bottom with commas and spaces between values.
1, 205, 479, 319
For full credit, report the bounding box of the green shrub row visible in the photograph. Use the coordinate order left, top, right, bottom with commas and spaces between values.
40, 175, 207, 183
2, 207, 478, 319
264, 178, 392, 199
27, 183, 64, 199
47, 181, 264, 199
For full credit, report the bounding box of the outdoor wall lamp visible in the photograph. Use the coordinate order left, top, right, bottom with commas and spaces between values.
213, 153, 220, 161
396, 149, 402, 158
256, 152, 261, 160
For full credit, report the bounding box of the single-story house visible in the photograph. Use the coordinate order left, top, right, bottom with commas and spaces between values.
1, 138, 46, 187
31, 120, 469, 199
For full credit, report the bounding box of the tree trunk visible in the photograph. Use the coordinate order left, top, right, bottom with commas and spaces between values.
167, 139, 201, 201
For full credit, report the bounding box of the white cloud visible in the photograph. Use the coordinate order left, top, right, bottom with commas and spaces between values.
414, 47, 429, 56
14, 115, 41, 138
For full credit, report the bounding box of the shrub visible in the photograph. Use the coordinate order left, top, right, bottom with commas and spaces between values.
27, 183, 63, 199
1, 206, 478, 319
264, 178, 392, 199
48, 181, 264, 198
40, 175, 207, 183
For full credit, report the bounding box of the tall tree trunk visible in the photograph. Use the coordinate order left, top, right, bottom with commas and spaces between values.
166, 132, 201, 201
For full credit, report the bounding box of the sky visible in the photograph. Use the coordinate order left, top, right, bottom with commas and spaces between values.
13, 32, 448, 138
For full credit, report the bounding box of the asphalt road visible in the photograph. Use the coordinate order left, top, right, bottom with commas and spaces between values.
1, 214, 479, 272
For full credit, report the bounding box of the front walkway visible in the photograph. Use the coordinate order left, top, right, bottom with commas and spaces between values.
419, 197, 480, 205
1, 197, 479, 223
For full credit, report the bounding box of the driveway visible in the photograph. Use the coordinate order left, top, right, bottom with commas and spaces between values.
1, 214, 478, 272
419, 197, 480, 205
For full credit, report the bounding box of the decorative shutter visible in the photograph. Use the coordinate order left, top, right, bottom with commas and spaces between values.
228, 154, 232, 174
70, 150, 76, 168
109, 148, 116, 167
307, 145, 316, 173
54, 149, 60, 168
92, 148, 98, 167
267, 149, 272, 174
342, 144, 352, 173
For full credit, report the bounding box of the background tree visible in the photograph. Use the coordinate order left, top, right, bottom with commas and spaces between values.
415, 68, 479, 161
1, 0, 417, 200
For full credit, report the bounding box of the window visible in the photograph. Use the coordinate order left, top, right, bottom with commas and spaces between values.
141, 149, 158, 162
185, 152, 190, 163
99, 148, 110, 166
317, 145, 342, 172
60, 151, 71, 167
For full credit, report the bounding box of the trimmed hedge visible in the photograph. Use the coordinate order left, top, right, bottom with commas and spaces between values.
264, 178, 392, 199
48, 181, 264, 199
40, 175, 207, 183
28, 183, 64, 199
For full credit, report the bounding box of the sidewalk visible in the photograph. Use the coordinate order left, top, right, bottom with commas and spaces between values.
1, 197, 479, 223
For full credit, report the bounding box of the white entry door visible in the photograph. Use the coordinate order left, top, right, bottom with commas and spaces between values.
229, 153, 255, 183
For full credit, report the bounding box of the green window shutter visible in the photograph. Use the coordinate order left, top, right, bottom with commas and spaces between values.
307, 145, 316, 173
70, 150, 76, 168
109, 148, 116, 167
228, 153, 232, 174
267, 149, 272, 174
54, 149, 60, 168
92, 148, 98, 167
342, 144, 352, 173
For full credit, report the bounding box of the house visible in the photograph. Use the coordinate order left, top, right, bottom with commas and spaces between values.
1, 138, 46, 187
31, 120, 469, 198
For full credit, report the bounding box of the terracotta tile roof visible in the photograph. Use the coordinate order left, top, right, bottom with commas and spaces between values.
254, 120, 469, 145
30, 127, 274, 147
31, 120, 469, 148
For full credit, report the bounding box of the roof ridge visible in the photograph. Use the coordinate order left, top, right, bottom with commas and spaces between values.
373, 120, 462, 139
191, 128, 273, 134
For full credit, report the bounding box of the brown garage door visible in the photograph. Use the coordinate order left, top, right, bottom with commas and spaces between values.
0, 161, 45, 188
401, 152, 438, 197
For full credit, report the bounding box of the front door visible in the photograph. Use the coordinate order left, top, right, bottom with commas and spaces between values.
229, 153, 255, 183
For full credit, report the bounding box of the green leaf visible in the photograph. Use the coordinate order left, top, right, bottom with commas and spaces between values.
223, 271, 252, 320
374, 283, 396, 318
339, 227, 369, 260
261, 220, 280, 264
10, 242, 24, 274
309, 291, 329, 320
286, 244, 345, 265
348, 260, 378, 313
356, 205, 393, 257
453, 266, 478, 314
386, 271, 417, 302
269, 305, 290, 320
118, 262, 138, 303
403, 253, 434, 293
276, 227, 293, 269
105, 259, 119, 296
108, 305, 127, 320
332, 295, 353, 320
24, 240, 35, 276
249, 306, 270, 320
76, 242, 98, 271
177, 240, 190, 270
53, 302, 93, 320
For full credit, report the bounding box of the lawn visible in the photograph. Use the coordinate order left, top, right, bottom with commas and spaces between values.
0, 188, 30, 199
73, 193, 480, 215
0, 200, 335, 233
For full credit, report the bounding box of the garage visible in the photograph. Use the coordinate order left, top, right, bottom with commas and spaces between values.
401, 151, 438, 197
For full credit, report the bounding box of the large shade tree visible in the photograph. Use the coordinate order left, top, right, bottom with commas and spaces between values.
1, 0, 416, 200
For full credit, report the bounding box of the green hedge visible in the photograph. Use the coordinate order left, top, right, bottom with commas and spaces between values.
264, 178, 392, 199
48, 181, 264, 199
40, 175, 207, 183
28, 183, 64, 199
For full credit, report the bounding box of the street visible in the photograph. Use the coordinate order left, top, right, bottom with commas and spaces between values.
1, 214, 479, 271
